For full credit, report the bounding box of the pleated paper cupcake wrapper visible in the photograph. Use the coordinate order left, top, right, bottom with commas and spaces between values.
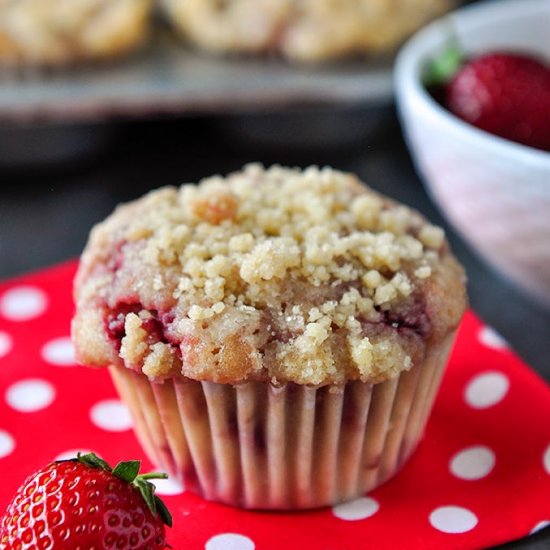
109, 332, 455, 510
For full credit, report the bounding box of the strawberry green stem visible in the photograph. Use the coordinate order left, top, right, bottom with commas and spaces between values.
140, 472, 169, 480
423, 31, 464, 87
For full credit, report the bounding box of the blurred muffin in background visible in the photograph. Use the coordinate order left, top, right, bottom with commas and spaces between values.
160, 0, 453, 61
0, 0, 152, 66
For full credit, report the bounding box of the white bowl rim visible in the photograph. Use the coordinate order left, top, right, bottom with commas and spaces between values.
394, 0, 550, 167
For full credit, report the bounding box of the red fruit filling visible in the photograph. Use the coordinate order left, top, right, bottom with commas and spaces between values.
103, 294, 431, 374
105, 303, 180, 357
385, 301, 431, 337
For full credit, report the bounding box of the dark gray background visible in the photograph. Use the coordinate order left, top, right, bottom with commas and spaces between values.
1, 105, 549, 549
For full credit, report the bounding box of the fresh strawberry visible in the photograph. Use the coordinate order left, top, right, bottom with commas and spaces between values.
446, 53, 550, 151
0, 453, 172, 549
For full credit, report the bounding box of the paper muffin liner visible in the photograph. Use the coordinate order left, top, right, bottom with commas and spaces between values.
109, 331, 456, 510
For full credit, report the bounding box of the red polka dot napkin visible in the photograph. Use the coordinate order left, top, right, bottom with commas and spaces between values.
1, 261, 549, 550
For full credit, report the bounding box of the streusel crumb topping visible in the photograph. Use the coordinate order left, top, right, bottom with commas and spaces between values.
72, 164, 466, 385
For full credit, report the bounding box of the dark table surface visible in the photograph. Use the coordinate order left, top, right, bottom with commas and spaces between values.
1, 106, 549, 549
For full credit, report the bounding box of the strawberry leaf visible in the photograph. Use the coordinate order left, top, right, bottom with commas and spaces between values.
77, 452, 112, 472
132, 476, 173, 528
112, 460, 141, 483
423, 38, 463, 87
155, 495, 173, 528
134, 478, 158, 517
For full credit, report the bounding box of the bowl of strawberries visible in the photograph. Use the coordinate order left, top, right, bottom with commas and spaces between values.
394, 0, 550, 307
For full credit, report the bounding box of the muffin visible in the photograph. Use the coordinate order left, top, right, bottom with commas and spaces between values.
72, 164, 466, 509
160, 0, 452, 61
0, 0, 152, 66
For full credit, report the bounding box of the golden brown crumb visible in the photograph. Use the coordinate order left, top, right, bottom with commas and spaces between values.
189, 189, 239, 225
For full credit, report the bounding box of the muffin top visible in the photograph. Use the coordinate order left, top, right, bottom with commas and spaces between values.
72, 164, 466, 385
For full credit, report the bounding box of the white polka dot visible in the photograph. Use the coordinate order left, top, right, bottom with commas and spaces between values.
429, 506, 478, 534
90, 399, 133, 432
0, 286, 47, 321
531, 520, 550, 534
41, 337, 76, 366
543, 444, 550, 475
6, 379, 55, 412
450, 446, 495, 480
464, 371, 509, 409
54, 449, 93, 462
332, 497, 380, 521
0, 331, 13, 358
205, 533, 255, 550
479, 326, 509, 350
151, 477, 185, 496
0, 430, 15, 458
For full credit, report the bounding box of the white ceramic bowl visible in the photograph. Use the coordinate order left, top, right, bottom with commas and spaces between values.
395, 0, 550, 307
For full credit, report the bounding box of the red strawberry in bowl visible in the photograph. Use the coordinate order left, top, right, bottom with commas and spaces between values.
446, 52, 550, 151
424, 47, 550, 152
0, 453, 172, 549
